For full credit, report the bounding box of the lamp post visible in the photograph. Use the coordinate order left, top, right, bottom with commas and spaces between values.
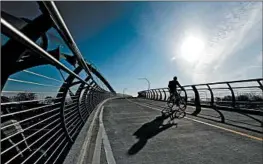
123, 88, 127, 97
138, 78, 150, 91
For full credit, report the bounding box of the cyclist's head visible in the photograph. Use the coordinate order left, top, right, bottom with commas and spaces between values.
173, 76, 177, 81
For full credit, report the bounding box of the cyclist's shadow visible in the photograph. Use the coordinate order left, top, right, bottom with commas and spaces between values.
127, 115, 177, 155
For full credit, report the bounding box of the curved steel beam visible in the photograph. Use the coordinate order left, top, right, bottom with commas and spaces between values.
82, 87, 90, 117
1, 13, 52, 88
1, 10, 115, 94
150, 90, 154, 99
86, 63, 115, 93
158, 89, 163, 101
155, 90, 159, 100
55, 65, 83, 142
206, 84, 225, 123
207, 84, 214, 107
227, 83, 236, 108
39, 2, 115, 94
152, 89, 158, 100
74, 76, 92, 123
181, 88, 188, 105
191, 85, 201, 116
163, 89, 167, 101
257, 79, 263, 91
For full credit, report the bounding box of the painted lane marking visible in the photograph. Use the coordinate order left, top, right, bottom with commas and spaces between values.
100, 106, 117, 164
78, 98, 113, 164
91, 112, 103, 164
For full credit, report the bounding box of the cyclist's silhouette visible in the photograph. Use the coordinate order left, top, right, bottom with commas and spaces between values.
168, 76, 183, 106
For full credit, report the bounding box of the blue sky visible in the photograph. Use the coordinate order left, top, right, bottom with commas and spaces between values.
1, 1, 262, 96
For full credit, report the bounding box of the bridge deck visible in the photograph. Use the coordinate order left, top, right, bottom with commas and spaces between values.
81, 98, 262, 164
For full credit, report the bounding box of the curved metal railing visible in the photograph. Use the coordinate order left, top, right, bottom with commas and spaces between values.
138, 78, 263, 116
1, 2, 115, 164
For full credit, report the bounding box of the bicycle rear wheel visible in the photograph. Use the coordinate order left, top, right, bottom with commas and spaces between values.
167, 96, 174, 108
174, 110, 186, 119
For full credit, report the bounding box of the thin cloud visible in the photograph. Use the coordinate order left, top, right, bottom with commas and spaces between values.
211, 2, 262, 70
177, 2, 262, 83
136, 2, 262, 86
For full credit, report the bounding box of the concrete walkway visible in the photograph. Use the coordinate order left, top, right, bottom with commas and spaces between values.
86, 98, 263, 164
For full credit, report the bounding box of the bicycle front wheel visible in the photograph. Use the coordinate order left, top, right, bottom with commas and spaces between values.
174, 110, 186, 119
178, 98, 187, 111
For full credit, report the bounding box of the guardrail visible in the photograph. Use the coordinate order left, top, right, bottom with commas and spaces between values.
1, 2, 115, 164
138, 78, 263, 117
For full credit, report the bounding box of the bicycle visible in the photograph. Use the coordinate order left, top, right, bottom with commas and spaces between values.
161, 90, 187, 119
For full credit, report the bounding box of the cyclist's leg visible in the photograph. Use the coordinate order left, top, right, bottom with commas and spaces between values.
174, 91, 180, 106
167, 92, 174, 108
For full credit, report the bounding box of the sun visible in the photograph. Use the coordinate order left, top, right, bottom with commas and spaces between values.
180, 36, 205, 62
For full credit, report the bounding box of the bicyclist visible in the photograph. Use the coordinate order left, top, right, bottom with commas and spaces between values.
168, 76, 183, 106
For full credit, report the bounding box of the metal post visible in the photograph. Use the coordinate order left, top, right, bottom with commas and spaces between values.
257, 79, 263, 91
72, 84, 85, 124
138, 78, 150, 91
153, 90, 156, 100
148, 90, 151, 99
83, 87, 90, 117
58, 87, 73, 143
191, 85, 201, 116
163, 89, 167, 101
123, 88, 127, 97
150, 90, 154, 99
207, 84, 214, 107
226, 83, 236, 108
158, 89, 163, 101
155, 90, 160, 100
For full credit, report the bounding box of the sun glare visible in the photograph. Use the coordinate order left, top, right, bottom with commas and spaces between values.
180, 36, 205, 62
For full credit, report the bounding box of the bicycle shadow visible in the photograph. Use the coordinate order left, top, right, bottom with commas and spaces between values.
127, 115, 177, 155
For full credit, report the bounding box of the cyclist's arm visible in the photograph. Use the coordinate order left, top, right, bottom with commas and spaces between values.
177, 81, 184, 90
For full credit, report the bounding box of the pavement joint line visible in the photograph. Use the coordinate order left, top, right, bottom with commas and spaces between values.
77, 98, 114, 164
100, 106, 117, 164
127, 98, 263, 142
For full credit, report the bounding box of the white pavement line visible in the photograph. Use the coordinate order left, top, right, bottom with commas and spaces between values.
127, 99, 263, 141
91, 110, 103, 164
100, 106, 117, 164
77, 98, 113, 164
126, 98, 161, 112
78, 105, 101, 164
124, 98, 148, 110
